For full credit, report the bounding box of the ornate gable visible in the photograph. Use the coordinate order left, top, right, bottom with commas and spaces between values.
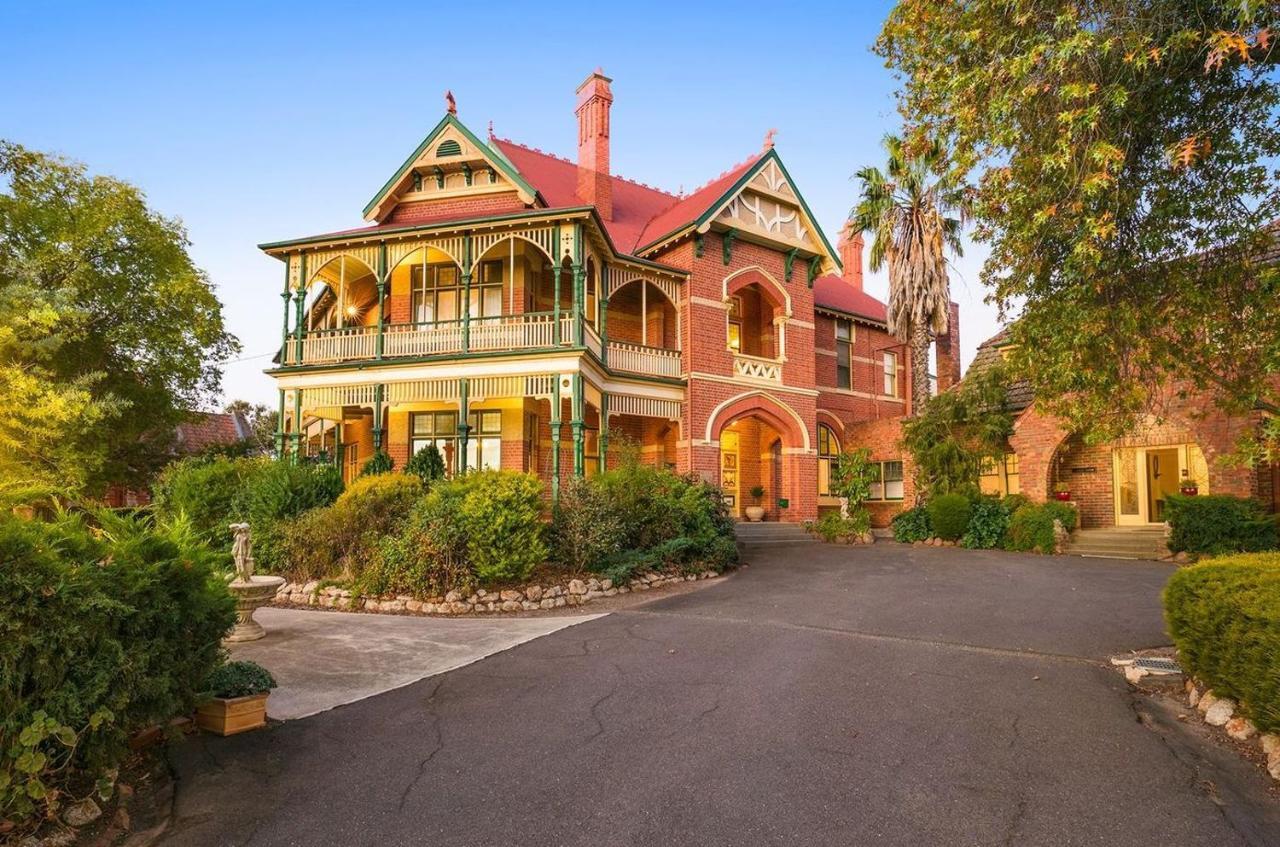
363, 113, 539, 223
700, 152, 838, 274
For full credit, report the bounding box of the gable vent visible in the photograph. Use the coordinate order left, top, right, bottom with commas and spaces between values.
436, 139, 462, 157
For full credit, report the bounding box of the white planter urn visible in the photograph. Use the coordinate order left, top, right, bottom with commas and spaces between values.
744, 506, 765, 522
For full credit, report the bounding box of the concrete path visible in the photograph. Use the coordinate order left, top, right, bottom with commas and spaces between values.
165, 545, 1280, 846
231, 607, 604, 719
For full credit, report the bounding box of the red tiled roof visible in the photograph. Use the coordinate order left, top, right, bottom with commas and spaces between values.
633, 153, 765, 251
174, 412, 250, 454
491, 139, 678, 253
812, 274, 888, 324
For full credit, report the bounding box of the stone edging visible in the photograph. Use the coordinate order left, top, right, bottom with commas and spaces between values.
273, 570, 720, 615
1182, 678, 1280, 782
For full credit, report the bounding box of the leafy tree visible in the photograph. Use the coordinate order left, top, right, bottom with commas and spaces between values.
830, 447, 877, 508
900, 366, 1013, 500
0, 142, 238, 498
852, 134, 967, 413
877, 1, 1280, 458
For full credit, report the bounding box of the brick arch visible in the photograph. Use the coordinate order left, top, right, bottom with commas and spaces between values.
706, 391, 810, 452
816, 408, 846, 437
723, 265, 791, 317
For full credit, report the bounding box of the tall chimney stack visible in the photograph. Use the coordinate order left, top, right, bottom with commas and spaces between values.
576, 68, 613, 220
838, 223, 864, 292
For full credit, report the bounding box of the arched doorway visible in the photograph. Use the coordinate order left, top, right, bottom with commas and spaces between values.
707, 392, 811, 522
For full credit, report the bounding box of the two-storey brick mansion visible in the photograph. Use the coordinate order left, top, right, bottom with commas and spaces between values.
264, 71, 961, 524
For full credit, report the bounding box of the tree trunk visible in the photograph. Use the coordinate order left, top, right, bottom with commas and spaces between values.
910, 322, 931, 415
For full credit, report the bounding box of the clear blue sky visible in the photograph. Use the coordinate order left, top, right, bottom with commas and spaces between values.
0, 0, 999, 407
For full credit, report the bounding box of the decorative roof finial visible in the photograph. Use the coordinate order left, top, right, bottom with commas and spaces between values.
763, 128, 777, 151
487, 119, 494, 138
445, 90, 457, 116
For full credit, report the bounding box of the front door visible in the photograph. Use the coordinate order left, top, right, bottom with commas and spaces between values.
1113, 447, 1145, 525
720, 430, 740, 517
1114, 445, 1198, 525
1146, 448, 1180, 523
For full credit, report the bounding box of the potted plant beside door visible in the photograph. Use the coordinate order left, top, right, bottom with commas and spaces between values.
1052, 481, 1072, 502
196, 660, 277, 736
1179, 474, 1200, 496
745, 486, 767, 522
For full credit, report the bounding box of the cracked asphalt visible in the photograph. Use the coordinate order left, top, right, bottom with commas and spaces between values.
160, 543, 1280, 846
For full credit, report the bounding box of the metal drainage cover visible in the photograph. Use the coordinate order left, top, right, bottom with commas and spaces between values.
1133, 657, 1182, 674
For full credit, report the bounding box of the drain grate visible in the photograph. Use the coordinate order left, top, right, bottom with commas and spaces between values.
1133, 657, 1182, 674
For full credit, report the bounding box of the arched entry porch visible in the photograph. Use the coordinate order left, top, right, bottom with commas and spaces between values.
706, 391, 813, 522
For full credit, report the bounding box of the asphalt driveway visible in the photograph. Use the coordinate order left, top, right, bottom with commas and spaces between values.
161, 543, 1280, 847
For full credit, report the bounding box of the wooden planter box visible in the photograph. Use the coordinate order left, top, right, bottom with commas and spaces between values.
196, 693, 268, 736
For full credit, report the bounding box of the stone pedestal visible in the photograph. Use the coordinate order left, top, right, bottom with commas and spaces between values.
226, 576, 286, 642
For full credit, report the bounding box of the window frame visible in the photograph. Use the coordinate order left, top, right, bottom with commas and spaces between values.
835, 319, 852, 390
866, 459, 905, 501
883, 350, 899, 397
817, 424, 840, 497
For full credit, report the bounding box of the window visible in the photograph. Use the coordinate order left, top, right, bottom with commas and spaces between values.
980, 453, 1020, 496
524, 413, 540, 473
883, 351, 899, 397
727, 296, 743, 352
585, 266, 598, 328
465, 410, 502, 471
818, 424, 839, 496
471, 261, 504, 321
410, 262, 504, 325
410, 412, 458, 472
1004, 453, 1020, 495
584, 427, 601, 477
867, 460, 905, 501
835, 320, 852, 389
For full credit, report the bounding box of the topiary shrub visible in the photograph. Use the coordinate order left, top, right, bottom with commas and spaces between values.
359, 450, 394, 477
277, 474, 423, 583
405, 444, 447, 485
236, 460, 344, 572
961, 496, 1010, 549
1, 509, 234, 829
1164, 552, 1280, 732
204, 660, 277, 699
1165, 493, 1278, 555
927, 493, 973, 541
891, 504, 932, 543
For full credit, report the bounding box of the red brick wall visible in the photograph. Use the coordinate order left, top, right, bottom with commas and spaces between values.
840, 417, 915, 527
385, 192, 527, 225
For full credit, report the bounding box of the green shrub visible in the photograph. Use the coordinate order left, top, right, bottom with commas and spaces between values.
1164, 552, 1280, 732
405, 444, 446, 485
552, 475, 625, 572
203, 661, 277, 699
927, 493, 973, 540
812, 509, 872, 543
891, 504, 932, 543
961, 497, 1009, 549
277, 474, 423, 583
237, 460, 344, 572
1165, 493, 1278, 555
1004, 502, 1077, 554
152, 455, 259, 551
0, 510, 234, 827
1001, 493, 1030, 515
359, 450, 394, 477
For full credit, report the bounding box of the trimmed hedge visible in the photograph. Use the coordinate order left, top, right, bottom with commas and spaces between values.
961, 497, 1010, 549
891, 504, 932, 543
927, 493, 972, 540
1005, 501, 1078, 554
1165, 493, 1278, 555
1164, 552, 1280, 732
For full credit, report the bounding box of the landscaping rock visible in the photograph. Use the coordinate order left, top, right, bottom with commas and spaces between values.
1204, 697, 1236, 727
1269, 748, 1280, 782
302, 581, 319, 595
1187, 684, 1201, 708
444, 590, 463, 604
500, 589, 522, 602
600, 578, 613, 591
545, 586, 562, 598
63, 798, 101, 827
1197, 689, 1218, 714
501, 600, 520, 612
522, 601, 538, 611
1124, 666, 1149, 684
568, 579, 587, 595
1225, 717, 1257, 741
539, 598, 555, 610
406, 600, 423, 613
526, 585, 543, 602
1260, 734, 1280, 757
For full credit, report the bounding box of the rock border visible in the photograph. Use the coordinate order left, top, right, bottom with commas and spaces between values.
1178, 676, 1279, 782
273, 570, 720, 616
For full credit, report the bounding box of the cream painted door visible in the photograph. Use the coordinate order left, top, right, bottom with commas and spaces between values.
720, 430, 741, 517
1113, 447, 1146, 525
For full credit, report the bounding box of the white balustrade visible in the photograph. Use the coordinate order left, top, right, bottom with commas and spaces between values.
732, 352, 782, 383
608, 341, 683, 378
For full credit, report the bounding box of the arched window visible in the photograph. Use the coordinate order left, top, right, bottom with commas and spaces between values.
818, 424, 839, 496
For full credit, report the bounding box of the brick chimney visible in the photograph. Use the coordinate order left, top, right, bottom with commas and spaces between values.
575, 68, 613, 220
935, 300, 963, 392
838, 222, 864, 291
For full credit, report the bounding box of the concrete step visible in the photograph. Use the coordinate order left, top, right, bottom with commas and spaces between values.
734, 522, 817, 546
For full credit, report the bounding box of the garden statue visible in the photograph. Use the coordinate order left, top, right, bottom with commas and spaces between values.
225, 523, 285, 643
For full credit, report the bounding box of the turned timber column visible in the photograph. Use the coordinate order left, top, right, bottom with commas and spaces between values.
571, 373, 585, 477
550, 377, 562, 501
552, 224, 562, 346
457, 378, 470, 474
292, 254, 307, 364
572, 223, 585, 348
461, 234, 473, 352
372, 384, 385, 452
290, 389, 303, 459
375, 243, 388, 359
274, 389, 286, 458
599, 392, 609, 472
279, 256, 292, 364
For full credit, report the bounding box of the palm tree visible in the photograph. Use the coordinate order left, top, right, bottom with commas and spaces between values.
852, 135, 966, 414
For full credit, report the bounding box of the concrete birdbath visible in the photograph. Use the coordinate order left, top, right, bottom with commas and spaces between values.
225, 523, 285, 643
